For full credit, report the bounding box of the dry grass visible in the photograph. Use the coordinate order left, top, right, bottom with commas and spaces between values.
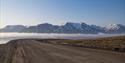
59, 35, 125, 52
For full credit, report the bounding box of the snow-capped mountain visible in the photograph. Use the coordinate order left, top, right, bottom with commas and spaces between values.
0, 22, 125, 34
105, 24, 124, 30
104, 24, 125, 33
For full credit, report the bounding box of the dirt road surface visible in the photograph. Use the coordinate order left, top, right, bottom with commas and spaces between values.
0, 39, 125, 63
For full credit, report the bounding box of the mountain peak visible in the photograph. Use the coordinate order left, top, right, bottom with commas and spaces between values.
106, 24, 124, 30
0, 22, 125, 34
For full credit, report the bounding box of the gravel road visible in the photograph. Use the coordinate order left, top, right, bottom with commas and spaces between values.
0, 39, 125, 63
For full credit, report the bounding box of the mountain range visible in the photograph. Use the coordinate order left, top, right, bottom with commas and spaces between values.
0, 22, 125, 34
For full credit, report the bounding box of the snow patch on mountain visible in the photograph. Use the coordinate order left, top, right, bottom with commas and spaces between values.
105, 24, 121, 30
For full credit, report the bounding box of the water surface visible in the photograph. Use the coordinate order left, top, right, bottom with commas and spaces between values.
0, 33, 124, 44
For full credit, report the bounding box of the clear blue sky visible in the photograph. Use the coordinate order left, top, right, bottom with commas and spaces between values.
0, 0, 125, 28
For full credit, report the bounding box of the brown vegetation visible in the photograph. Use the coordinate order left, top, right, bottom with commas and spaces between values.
56, 35, 125, 52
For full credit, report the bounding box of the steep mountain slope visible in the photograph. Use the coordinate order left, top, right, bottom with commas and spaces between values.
55, 22, 83, 33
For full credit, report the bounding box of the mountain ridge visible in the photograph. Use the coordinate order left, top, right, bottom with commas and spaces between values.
0, 22, 125, 34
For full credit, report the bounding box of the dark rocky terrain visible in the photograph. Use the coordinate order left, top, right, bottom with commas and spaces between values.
0, 37, 125, 63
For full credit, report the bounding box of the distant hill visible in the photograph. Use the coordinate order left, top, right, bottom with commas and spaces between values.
0, 22, 125, 34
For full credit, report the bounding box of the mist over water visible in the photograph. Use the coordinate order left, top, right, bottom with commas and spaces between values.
0, 33, 125, 44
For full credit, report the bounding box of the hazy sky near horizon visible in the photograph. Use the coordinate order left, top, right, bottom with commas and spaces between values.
0, 0, 125, 28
